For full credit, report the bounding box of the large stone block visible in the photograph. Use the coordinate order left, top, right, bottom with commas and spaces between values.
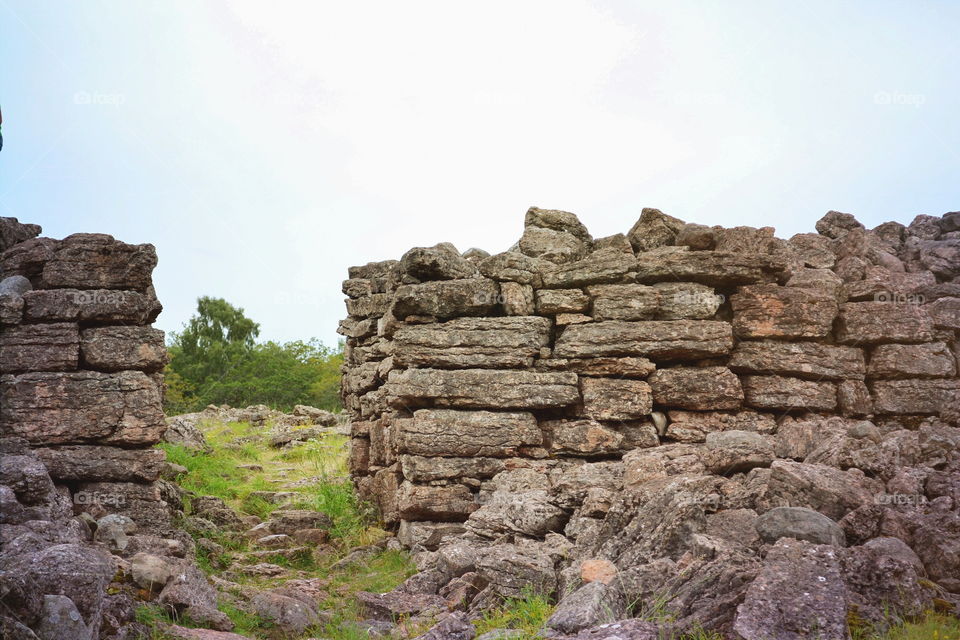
535, 289, 591, 314
41, 233, 157, 291
540, 248, 636, 288
535, 356, 656, 378
398, 409, 543, 457
664, 410, 776, 443
0, 322, 79, 373
742, 375, 837, 411
348, 259, 398, 280
399, 455, 508, 482
80, 326, 168, 372
868, 342, 957, 379
648, 366, 743, 410
729, 341, 866, 380
23, 289, 162, 324
397, 482, 477, 522
391, 279, 499, 319
0, 371, 166, 445
580, 378, 653, 420
554, 320, 733, 360
634, 250, 784, 287
34, 446, 166, 483
393, 316, 550, 369
385, 368, 579, 409
587, 284, 658, 321
836, 302, 934, 344
925, 297, 960, 330
478, 251, 546, 286
653, 282, 723, 319
345, 293, 393, 318
399, 244, 478, 281
75, 480, 172, 529
871, 379, 960, 414
731, 285, 838, 339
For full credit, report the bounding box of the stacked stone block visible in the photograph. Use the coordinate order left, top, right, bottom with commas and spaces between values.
341, 207, 960, 547
0, 220, 172, 529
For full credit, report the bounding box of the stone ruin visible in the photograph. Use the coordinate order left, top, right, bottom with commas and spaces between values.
340, 207, 960, 638
0, 218, 236, 639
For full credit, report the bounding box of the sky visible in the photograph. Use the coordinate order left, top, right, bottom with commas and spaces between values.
1, 1, 958, 346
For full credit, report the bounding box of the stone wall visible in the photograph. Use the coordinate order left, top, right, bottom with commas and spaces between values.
0, 218, 174, 530
340, 207, 960, 546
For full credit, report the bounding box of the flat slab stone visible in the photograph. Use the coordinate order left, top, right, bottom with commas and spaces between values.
729, 341, 866, 380
393, 316, 550, 369
386, 368, 579, 410
554, 320, 733, 360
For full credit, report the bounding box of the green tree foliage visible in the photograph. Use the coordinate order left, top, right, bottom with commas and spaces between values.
165, 297, 342, 413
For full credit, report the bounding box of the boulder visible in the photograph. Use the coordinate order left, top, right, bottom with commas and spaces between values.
755, 507, 846, 546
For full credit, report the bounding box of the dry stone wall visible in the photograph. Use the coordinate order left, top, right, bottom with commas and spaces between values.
0, 220, 173, 529
340, 208, 960, 610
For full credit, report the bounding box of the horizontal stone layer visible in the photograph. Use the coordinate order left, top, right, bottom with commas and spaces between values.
0, 322, 79, 373
729, 341, 866, 380
386, 368, 579, 409
398, 409, 543, 457
648, 366, 743, 410
35, 446, 166, 483
0, 371, 166, 445
742, 375, 837, 411
836, 302, 934, 344
867, 342, 957, 379
391, 279, 499, 319
554, 320, 733, 360
634, 250, 785, 286
22, 289, 162, 324
580, 378, 653, 420
80, 326, 168, 372
731, 285, 838, 339
393, 316, 550, 369
871, 378, 960, 414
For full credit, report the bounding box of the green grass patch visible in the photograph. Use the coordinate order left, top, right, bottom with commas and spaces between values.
474, 587, 555, 638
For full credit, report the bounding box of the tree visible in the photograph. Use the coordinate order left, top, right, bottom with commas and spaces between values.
164, 297, 342, 413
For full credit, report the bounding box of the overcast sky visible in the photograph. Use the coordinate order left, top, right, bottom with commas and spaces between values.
2, 1, 958, 346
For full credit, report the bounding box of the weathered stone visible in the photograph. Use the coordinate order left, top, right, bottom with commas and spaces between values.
22, 289, 162, 324
346, 293, 393, 318
675, 223, 716, 250
730, 341, 866, 380
391, 279, 500, 319
543, 419, 625, 457
37, 233, 157, 290
475, 543, 557, 598
627, 208, 685, 251
499, 282, 535, 315
386, 369, 579, 409
588, 284, 658, 320
545, 581, 626, 634
34, 446, 166, 482
634, 251, 784, 287
868, 342, 956, 378
785, 268, 844, 301
837, 380, 873, 417
731, 285, 837, 339
925, 296, 960, 329
919, 239, 960, 279
622, 444, 706, 487
399, 455, 506, 482
400, 244, 478, 281
397, 482, 477, 522
648, 367, 742, 410
702, 430, 774, 474
349, 259, 398, 280
555, 320, 733, 360
742, 375, 837, 411
541, 248, 636, 288
520, 225, 589, 264
265, 510, 332, 535
478, 251, 545, 286
664, 410, 776, 443
760, 460, 878, 520
416, 612, 476, 640
836, 302, 934, 344
871, 378, 960, 414
580, 378, 652, 420
466, 490, 566, 538
250, 592, 321, 635
536, 289, 591, 314
843, 267, 935, 301
79, 326, 167, 372
0, 371, 166, 445
394, 317, 550, 369
130, 552, 174, 591
580, 558, 618, 585
537, 356, 656, 378
787, 233, 836, 269
756, 507, 846, 546
0, 453, 53, 504
399, 410, 542, 457
733, 539, 848, 640
653, 282, 723, 319
0, 216, 42, 252
0, 237, 58, 283
0, 323, 79, 373
815, 210, 864, 238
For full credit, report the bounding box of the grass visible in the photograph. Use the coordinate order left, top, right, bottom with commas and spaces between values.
474, 587, 555, 639
863, 612, 960, 640
146, 417, 415, 639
